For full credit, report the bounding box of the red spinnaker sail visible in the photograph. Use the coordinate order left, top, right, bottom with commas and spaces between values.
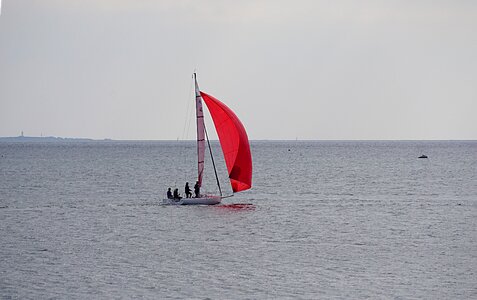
200, 91, 252, 193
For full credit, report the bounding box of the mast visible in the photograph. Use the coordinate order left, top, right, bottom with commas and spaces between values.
194, 73, 205, 187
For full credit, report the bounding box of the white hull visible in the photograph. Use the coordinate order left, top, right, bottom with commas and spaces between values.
162, 195, 221, 205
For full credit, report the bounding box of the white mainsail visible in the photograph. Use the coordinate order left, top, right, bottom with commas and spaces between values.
194, 73, 205, 187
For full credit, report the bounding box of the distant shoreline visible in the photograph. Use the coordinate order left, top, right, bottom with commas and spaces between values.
0, 136, 109, 142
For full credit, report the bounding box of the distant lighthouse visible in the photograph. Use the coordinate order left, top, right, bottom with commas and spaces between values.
21, 131, 24, 137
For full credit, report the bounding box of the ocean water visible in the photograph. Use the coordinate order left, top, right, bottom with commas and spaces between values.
0, 140, 476, 299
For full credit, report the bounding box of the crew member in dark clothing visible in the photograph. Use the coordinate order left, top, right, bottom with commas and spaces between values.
173, 188, 182, 200
185, 182, 192, 198
167, 187, 173, 199
194, 181, 200, 198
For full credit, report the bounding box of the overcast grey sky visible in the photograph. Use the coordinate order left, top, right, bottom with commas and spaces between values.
0, 0, 476, 140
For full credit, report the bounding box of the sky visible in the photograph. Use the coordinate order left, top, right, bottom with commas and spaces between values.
0, 0, 476, 140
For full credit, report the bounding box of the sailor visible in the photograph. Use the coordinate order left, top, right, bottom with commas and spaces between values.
166, 187, 173, 199
194, 181, 200, 198
173, 188, 182, 200
185, 182, 192, 198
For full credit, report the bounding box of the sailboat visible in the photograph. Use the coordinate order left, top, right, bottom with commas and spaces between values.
163, 73, 252, 205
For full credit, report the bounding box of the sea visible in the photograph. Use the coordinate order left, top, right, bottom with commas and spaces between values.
0, 140, 476, 299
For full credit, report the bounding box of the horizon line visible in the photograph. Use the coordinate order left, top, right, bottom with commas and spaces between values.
0, 136, 476, 142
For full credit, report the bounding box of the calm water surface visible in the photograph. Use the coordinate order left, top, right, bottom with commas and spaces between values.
1, 141, 476, 299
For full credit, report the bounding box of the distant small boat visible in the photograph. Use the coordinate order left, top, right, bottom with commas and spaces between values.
418, 155, 428, 159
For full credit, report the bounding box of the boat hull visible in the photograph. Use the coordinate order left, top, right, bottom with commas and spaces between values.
162, 196, 221, 205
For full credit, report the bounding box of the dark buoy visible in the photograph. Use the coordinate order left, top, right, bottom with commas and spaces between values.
418, 155, 428, 159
